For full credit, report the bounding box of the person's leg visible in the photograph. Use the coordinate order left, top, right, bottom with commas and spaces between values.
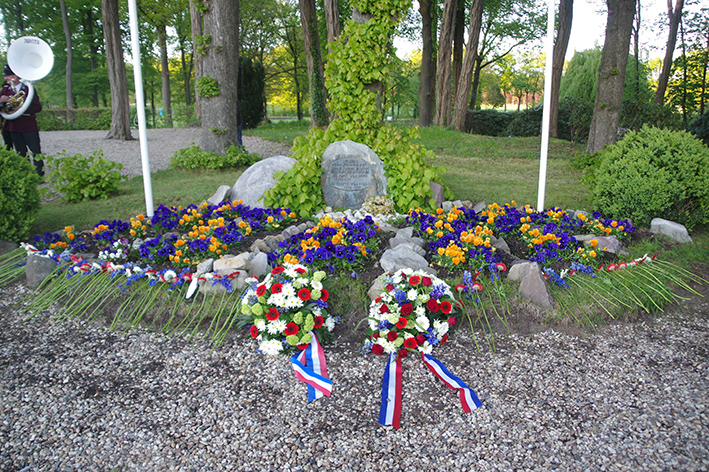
2, 128, 13, 151
25, 131, 43, 177
10, 132, 27, 156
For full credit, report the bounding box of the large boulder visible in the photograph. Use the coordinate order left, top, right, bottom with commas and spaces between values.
231, 155, 296, 209
321, 140, 387, 210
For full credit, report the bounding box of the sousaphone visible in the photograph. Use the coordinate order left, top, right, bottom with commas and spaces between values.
1, 36, 54, 121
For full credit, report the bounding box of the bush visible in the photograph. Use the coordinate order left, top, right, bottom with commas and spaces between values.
170, 144, 260, 171
0, 149, 42, 241
464, 109, 515, 136
687, 112, 709, 146
71, 109, 112, 130
43, 150, 126, 203
591, 126, 709, 228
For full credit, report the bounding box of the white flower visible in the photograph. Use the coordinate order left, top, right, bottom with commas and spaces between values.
391, 273, 402, 284
378, 338, 397, 354
325, 317, 336, 331
311, 280, 323, 291
163, 270, 177, 282
254, 319, 266, 331
415, 316, 430, 332
245, 277, 258, 285
415, 306, 426, 317
259, 339, 284, 356
267, 292, 287, 308
281, 284, 296, 298
418, 342, 433, 354
368, 319, 378, 330
284, 295, 304, 309
433, 319, 449, 337
267, 319, 287, 335
407, 289, 418, 301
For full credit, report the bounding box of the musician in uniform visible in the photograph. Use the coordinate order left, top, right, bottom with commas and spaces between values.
0, 77, 13, 151
0, 64, 44, 176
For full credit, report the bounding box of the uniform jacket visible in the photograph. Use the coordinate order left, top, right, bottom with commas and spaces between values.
0, 82, 42, 133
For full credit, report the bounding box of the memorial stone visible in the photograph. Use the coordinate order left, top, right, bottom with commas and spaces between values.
321, 141, 387, 210
231, 156, 296, 209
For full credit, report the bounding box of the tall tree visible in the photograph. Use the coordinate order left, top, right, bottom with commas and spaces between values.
299, 0, 328, 127
157, 25, 173, 127
586, 0, 637, 154
655, 0, 684, 105
60, 0, 73, 109
452, 0, 485, 131
434, 0, 458, 127
324, 0, 341, 47
418, 0, 435, 127
189, 0, 203, 119
199, 0, 239, 153
101, 0, 133, 140
549, 0, 573, 138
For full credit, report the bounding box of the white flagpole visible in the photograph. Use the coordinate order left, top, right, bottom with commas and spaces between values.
537, 0, 557, 212
127, 0, 154, 218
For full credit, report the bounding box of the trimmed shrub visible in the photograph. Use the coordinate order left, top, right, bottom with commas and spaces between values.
464, 109, 515, 136
591, 126, 709, 228
170, 144, 260, 171
43, 150, 126, 203
0, 149, 42, 241
687, 112, 709, 146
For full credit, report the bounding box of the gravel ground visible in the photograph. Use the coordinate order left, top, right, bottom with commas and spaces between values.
40, 128, 292, 178
1, 280, 708, 471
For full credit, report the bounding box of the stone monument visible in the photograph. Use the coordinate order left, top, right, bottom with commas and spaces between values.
321, 141, 387, 210
231, 155, 296, 208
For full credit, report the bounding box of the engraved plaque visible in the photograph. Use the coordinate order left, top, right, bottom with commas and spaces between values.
321, 141, 387, 210
329, 157, 372, 191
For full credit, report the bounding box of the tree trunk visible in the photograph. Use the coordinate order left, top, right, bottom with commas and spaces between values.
586, 0, 636, 154
453, 0, 465, 98
189, 0, 203, 120
469, 56, 484, 109
101, 0, 133, 140
655, 0, 683, 105
632, 0, 641, 101
418, 0, 435, 127
179, 42, 192, 107
158, 25, 173, 128
452, 0, 484, 132
86, 8, 99, 107
300, 0, 328, 127
549, 0, 573, 138
434, 0, 457, 127
324, 0, 340, 49
60, 0, 73, 109
200, 0, 239, 154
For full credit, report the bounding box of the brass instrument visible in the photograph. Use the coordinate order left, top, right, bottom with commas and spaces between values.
0, 89, 26, 128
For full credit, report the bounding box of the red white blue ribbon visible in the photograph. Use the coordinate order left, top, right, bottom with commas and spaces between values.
378, 353, 403, 429
421, 352, 482, 412
290, 332, 331, 402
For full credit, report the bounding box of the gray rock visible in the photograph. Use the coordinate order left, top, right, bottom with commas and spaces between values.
508, 261, 535, 282
282, 225, 302, 238
380, 245, 435, 275
249, 239, 270, 253
131, 238, 144, 251
461, 200, 473, 209
0, 240, 19, 256
214, 254, 250, 273
452, 199, 463, 209
196, 258, 214, 275
367, 274, 388, 301
442, 201, 453, 212
650, 218, 693, 244
249, 252, 269, 279
321, 140, 387, 210
518, 262, 554, 311
473, 201, 487, 214
25, 254, 58, 290
390, 240, 426, 256
395, 227, 414, 239
231, 155, 296, 209
492, 236, 511, 255
575, 234, 624, 253
429, 182, 444, 208
206, 185, 232, 207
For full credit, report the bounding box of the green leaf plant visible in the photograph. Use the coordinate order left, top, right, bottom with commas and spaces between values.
263, 0, 451, 217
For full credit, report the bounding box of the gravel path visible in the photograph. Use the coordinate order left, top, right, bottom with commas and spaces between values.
40, 128, 292, 178
1, 281, 707, 471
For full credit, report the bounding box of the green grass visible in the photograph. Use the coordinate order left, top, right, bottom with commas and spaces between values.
33, 169, 244, 234
244, 119, 310, 147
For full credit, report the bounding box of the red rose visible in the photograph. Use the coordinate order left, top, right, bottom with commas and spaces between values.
372, 344, 384, 355
314, 315, 324, 329
284, 322, 299, 336
398, 348, 409, 358
403, 337, 418, 350
440, 300, 452, 314
440, 334, 448, 345
380, 304, 390, 314
447, 316, 457, 326
427, 298, 440, 312
249, 325, 259, 338
372, 332, 380, 339
297, 288, 311, 301
271, 283, 283, 294
297, 343, 308, 350
422, 277, 432, 287
320, 288, 329, 302
256, 284, 266, 296
387, 331, 398, 342
266, 308, 280, 321
375, 296, 382, 303
400, 303, 413, 316
271, 266, 285, 275
295, 267, 307, 274
409, 275, 421, 285
416, 334, 426, 346
385, 284, 395, 292
396, 317, 408, 329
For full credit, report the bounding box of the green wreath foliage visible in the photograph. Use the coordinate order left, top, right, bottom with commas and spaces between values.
263, 0, 450, 217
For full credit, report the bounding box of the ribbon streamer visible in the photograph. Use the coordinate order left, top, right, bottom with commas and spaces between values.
378, 352, 403, 429
290, 332, 331, 402
421, 352, 482, 412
